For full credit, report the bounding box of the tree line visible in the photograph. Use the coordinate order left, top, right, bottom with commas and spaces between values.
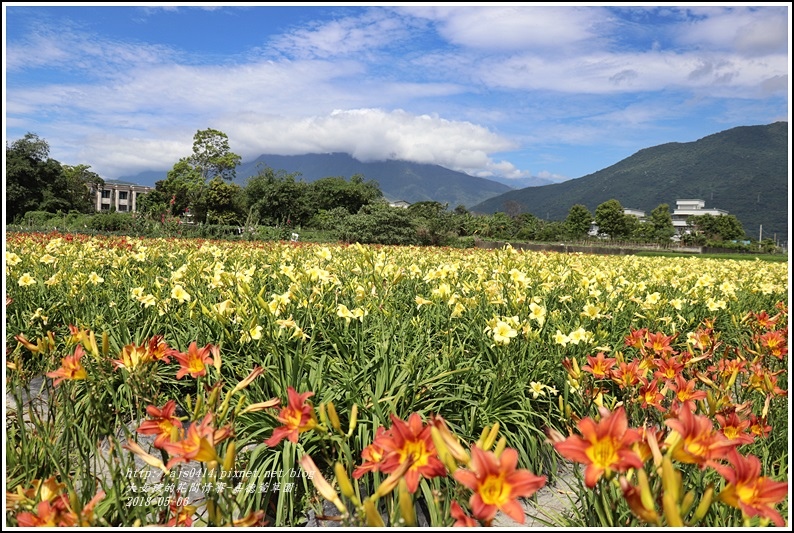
6, 129, 751, 248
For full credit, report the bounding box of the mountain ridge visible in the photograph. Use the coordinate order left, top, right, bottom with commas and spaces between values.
470, 122, 789, 244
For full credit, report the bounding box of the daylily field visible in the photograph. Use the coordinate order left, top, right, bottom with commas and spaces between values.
4, 231, 790, 527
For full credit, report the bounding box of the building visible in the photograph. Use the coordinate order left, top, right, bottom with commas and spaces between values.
671, 199, 728, 235
92, 180, 153, 213
388, 200, 411, 209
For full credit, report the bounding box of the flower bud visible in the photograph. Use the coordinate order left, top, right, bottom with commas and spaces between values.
334, 462, 358, 504
398, 478, 416, 526
364, 498, 385, 527
689, 484, 714, 525
327, 401, 342, 433
346, 404, 358, 437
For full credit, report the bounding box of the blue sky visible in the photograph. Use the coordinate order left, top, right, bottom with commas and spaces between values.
3, 3, 790, 187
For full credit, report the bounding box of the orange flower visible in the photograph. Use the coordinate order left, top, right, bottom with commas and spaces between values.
16, 494, 77, 527
146, 335, 172, 363
377, 413, 447, 493
611, 359, 643, 389
712, 448, 788, 526
664, 406, 736, 467
652, 354, 685, 384
137, 400, 184, 448
454, 446, 546, 525
667, 374, 707, 413
757, 329, 787, 359
449, 501, 479, 527
353, 426, 388, 479
552, 406, 643, 488
638, 378, 665, 412
264, 387, 317, 447
581, 352, 616, 380
161, 414, 221, 468
748, 414, 772, 438
644, 331, 677, 357
715, 411, 754, 445
166, 497, 197, 527
170, 341, 217, 379
46, 345, 88, 386
112, 342, 154, 371
624, 328, 648, 351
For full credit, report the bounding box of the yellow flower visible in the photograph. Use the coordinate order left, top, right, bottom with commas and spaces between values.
315, 247, 332, 261
415, 295, 433, 308
249, 324, 263, 340
131, 287, 145, 299
568, 327, 590, 345
39, 253, 57, 265
214, 299, 234, 316
18, 273, 36, 287
528, 302, 546, 325
139, 294, 156, 308
554, 330, 570, 346
171, 284, 191, 303
88, 272, 104, 285
336, 304, 355, 324
581, 303, 601, 319
492, 320, 518, 345
6, 252, 22, 266
529, 382, 546, 399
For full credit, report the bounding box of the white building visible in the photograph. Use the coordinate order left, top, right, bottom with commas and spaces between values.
588, 207, 646, 237
671, 199, 728, 235
92, 180, 153, 213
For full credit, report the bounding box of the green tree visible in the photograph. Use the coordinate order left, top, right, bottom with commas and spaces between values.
244, 164, 311, 226
337, 202, 417, 245
306, 174, 382, 214
564, 204, 593, 239
197, 177, 246, 225
595, 199, 630, 239
189, 128, 242, 182
6, 133, 70, 222
687, 214, 746, 241
61, 164, 105, 214
648, 203, 676, 242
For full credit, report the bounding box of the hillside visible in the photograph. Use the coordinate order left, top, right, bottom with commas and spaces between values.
470, 122, 789, 244
120, 153, 515, 209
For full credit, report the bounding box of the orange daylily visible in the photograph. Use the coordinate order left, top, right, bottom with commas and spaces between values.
638, 377, 665, 412
46, 345, 88, 386
552, 406, 643, 488
16, 494, 77, 527
453, 446, 546, 525
146, 335, 172, 363
112, 342, 154, 371
756, 329, 787, 359
652, 355, 685, 384
711, 448, 789, 526
667, 374, 708, 413
264, 387, 317, 447
136, 400, 184, 448
449, 500, 479, 527
624, 328, 648, 352
664, 406, 736, 467
170, 341, 218, 379
161, 413, 225, 468
581, 352, 616, 380
644, 331, 677, 357
715, 411, 754, 445
611, 359, 644, 389
353, 426, 388, 479
377, 413, 447, 493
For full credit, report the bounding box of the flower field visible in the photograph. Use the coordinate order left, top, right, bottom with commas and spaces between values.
4, 231, 789, 527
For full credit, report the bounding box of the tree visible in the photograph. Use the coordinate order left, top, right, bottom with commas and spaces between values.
196, 177, 245, 225
648, 203, 676, 242
244, 164, 311, 226
337, 202, 417, 245
564, 204, 593, 239
189, 128, 242, 182
6, 133, 71, 221
61, 164, 104, 214
163, 128, 242, 220
306, 174, 382, 214
595, 199, 630, 239
687, 214, 746, 242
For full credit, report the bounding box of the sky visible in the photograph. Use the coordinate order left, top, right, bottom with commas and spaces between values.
3, 3, 791, 188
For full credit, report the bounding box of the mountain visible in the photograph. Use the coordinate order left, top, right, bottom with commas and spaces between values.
469, 122, 789, 245
120, 153, 515, 209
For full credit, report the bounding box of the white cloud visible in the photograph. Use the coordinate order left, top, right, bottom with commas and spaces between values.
401, 5, 613, 52
673, 7, 789, 56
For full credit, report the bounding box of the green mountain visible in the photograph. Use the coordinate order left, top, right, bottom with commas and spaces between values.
470, 122, 789, 245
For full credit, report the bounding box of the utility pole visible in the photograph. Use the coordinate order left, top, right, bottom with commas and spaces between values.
759, 224, 762, 242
